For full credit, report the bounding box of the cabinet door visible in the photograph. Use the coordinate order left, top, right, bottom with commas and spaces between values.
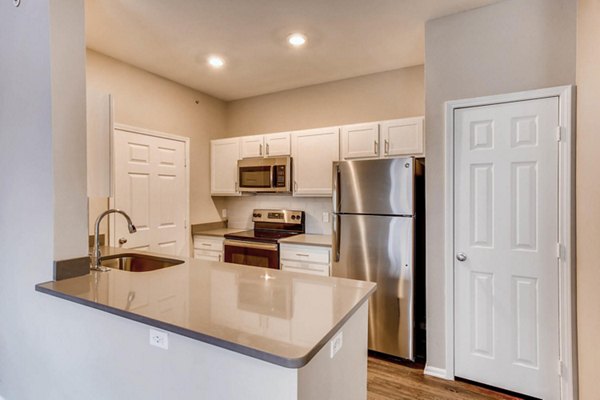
194, 249, 223, 262
264, 132, 291, 156
381, 117, 424, 157
292, 127, 339, 197
340, 122, 380, 160
210, 138, 241, 196
240, 135, 264, 158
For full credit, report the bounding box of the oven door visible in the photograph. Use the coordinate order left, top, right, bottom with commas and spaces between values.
224, 240, 279, 269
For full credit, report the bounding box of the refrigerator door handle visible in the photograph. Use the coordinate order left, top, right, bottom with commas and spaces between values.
333, 213, 341, 262
332, 163, 341, 212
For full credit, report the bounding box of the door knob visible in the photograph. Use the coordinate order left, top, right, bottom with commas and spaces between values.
456, 252, 467, 262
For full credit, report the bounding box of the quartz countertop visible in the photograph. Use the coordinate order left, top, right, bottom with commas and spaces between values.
279, 234, 332, 247
35, 247, 375, 368
193, 228, 246, 237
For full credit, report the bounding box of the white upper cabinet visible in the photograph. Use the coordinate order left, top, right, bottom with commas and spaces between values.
240, 135, 264, 158
264, 132, 291, 156
211, 137, 241, 196
240, 132, 291, 158
340, 122, 380, 160
381, 117, 424, 157
291, 127, 339, 197
340, 117, 424, 160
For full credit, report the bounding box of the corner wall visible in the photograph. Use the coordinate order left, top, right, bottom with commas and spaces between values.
575, 0, 600, 397
424, 0, 576, 371
86, 50, 227, 225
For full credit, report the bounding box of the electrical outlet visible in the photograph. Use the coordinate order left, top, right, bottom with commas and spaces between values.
330, 331, 343, 358
149, 329, 169, 350
322, 212, 330, 223
222, 209, 227, 218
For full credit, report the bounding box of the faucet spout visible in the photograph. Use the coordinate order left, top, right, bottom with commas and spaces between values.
92, 209, 137, 271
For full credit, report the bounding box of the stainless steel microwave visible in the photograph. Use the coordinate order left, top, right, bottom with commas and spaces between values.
237, 157, 292, 193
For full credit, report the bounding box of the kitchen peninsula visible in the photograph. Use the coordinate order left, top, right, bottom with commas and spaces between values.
36, 248, 375, 400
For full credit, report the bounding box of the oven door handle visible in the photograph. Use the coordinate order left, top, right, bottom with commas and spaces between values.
223, 240, 278, 251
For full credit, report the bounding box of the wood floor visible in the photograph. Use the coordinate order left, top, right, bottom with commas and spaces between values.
367, 356, 524, 400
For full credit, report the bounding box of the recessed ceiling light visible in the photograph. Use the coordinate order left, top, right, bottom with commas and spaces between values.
207, 55, 225, 69
287, 33, 307, 48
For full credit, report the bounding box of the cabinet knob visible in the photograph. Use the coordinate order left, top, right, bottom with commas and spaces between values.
118, 237, 128, 245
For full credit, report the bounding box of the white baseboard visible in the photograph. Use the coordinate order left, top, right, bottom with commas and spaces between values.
424, 364, 451, 380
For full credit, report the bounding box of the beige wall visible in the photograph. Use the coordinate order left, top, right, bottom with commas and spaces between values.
424, 0, 576, 371
225, 66, 424, 136
86, 50, 226, 226
576, 0, 600, 397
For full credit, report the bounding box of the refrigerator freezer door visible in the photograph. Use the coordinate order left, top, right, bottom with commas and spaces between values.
333, 158, 414, 215
332, 214, 414, 360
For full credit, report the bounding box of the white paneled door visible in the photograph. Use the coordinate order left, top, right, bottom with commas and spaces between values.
454, 97, 560, 399
113, 128, 188, 256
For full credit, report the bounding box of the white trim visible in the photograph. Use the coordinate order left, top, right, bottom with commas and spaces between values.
443, 85, 576, 399
111, 124, 191, 256
424, 364, 449, 380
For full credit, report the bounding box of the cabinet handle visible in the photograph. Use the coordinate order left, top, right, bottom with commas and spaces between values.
235, 181, 238, 192
218, 254, 222, 262
296, 253, 309, 257
266, 143, 270, 155
374, 140, 378, 154
294, 181, 298, 192
259, 144, 263, 156
201, 243, 212, 247
385, 139, 389, 154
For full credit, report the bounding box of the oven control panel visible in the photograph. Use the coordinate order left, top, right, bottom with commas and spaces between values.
252, 209, 304, 224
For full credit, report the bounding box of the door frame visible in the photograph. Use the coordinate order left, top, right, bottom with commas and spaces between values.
443, 86, 576, 399
110, 123, 191, 256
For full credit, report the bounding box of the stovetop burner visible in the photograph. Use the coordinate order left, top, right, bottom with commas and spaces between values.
224, 209, 305, 244
224, 229, 302, 243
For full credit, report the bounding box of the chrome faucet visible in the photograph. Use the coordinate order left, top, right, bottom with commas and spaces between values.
92, 209, 137, 271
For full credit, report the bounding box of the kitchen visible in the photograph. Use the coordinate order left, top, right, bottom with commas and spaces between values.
3, 2, 593, 398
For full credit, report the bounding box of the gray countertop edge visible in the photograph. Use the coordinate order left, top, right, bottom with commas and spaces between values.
34, 280, 375, 369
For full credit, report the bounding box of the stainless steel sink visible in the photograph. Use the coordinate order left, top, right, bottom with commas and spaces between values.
99, 253, 184, 272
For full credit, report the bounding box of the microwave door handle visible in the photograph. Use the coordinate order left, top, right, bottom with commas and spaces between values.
271, 165, 277, 188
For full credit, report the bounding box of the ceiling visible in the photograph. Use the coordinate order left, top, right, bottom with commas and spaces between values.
86, 0, 502, 101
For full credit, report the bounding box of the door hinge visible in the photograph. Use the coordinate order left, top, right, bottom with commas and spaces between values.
556, 243, 562, 259
556, 126, 562, 142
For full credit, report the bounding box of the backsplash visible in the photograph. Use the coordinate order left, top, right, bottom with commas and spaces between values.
222, 196, 333, 234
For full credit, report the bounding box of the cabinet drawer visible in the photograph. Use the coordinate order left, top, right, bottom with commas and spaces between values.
193, 236, 224, 251
194, 249, 223, 262
280, 245, 330, 264
281, 260, 329, 276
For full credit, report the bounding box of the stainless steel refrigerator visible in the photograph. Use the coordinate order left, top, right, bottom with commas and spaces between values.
332, 157, 425, 360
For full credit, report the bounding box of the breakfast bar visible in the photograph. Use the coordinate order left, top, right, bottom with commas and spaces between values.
36, 248, 376, 400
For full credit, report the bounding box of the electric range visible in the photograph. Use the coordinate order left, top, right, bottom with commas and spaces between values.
223, 209, 305, 269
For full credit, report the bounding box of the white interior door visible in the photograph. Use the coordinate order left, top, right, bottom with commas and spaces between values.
454, 97, 560, 399
113, 128, 188, 256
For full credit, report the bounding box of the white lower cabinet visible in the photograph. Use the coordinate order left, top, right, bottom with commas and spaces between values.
193, 235, 224, 262
280, 244, 331, 276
